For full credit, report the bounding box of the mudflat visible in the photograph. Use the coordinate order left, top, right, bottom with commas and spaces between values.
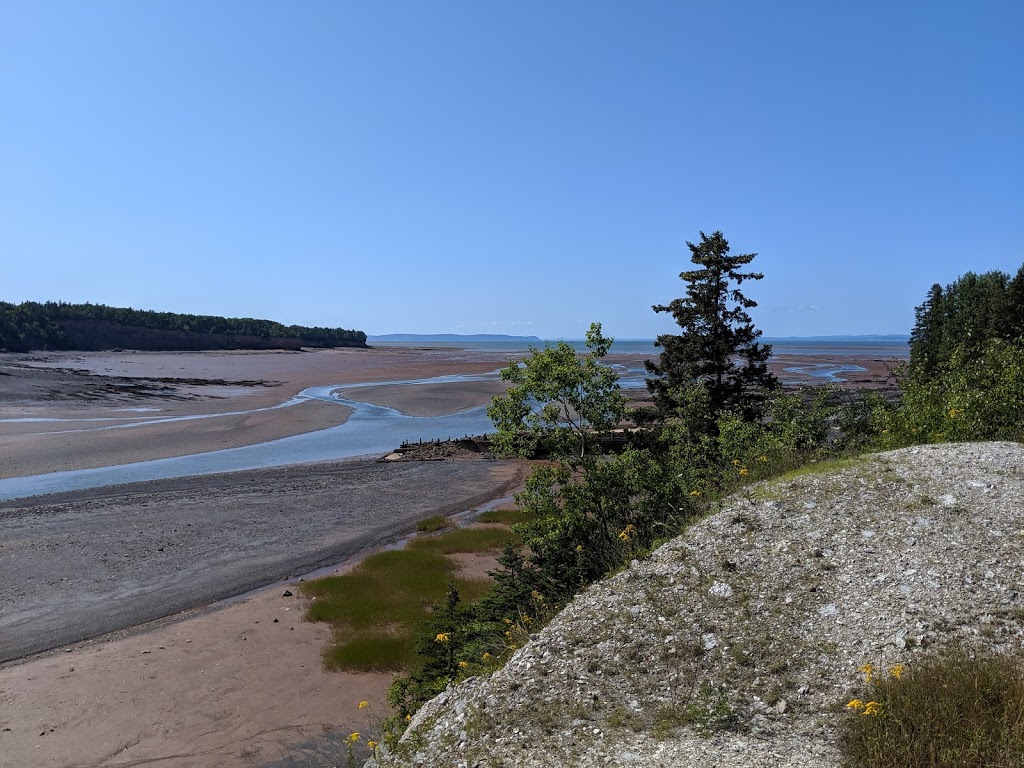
0, 347, 518, 479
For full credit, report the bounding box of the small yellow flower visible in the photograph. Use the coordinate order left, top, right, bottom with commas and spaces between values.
435, 632, 450, 643
758, 455, 768, 462
575, 544, 583, 553
689, 490, 701, 497
458, 660, 469, 668
862, 701, 882, 716
530, 589, 545, 603
859, 663, 874, 683
846, 699, 865, 710
358, 700, 370, 710
367, 740, 379, 750
345, 732, 360, 745
405, 714, 412, 722
482, 652, 492, 661
732, 458, 742, 467
888, 664, 904, 680
738, 467, 749, 476
948, 408, 962, 418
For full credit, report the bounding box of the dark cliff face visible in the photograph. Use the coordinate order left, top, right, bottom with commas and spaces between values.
52, 319, 367, 351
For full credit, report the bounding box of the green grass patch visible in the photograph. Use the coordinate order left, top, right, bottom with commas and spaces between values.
302, 548, 491, 672
406, 526, 520, 555
777, 455, 866, 481
415, 514, 454, 533
476, 507, 538, 525
840, 647, 1024, 768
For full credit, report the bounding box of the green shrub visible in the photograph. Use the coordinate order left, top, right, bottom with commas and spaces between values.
840, 648, 1024, 768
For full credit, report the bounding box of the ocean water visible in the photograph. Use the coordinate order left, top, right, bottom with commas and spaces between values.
371, 337, 910, 357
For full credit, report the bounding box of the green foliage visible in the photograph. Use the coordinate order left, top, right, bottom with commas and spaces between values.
840, 649, 1024, 768
0, 301, 68, 352
487, 322, 626, 459
910, 266, 1024, 375
874, 338, 1024, 447
506, 447, 698, 606
0, 299, 366, 351
645, 230, 779, 428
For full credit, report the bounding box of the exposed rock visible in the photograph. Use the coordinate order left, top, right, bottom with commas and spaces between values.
375, 442, 1024, 767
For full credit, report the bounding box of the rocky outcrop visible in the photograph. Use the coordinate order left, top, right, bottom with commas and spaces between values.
376, 442, 1024, 767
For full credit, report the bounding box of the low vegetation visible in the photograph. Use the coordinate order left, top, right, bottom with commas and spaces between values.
414, 515, 453, 533
841, 648, 1024, 768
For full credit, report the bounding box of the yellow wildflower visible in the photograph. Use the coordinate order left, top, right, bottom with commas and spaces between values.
738, 467, 749, 476
732, 458, 742, 466
345, 732, 360, 744
435, 632, 450, 643
575, 544, 583, 553
358, 700, 370, 710
758, 455, 768, 462
405, 714, 412, 722
482, 652, 493, 661
862, 701, 882, 716
888, 664, 904, 680
367, 740, 379, 750
859, 663, 874, 683
689, 490, 701, 497
458, 660, 469, 668
846, 699, 865, 710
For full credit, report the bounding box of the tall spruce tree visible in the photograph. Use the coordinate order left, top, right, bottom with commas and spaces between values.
645, 230, 778, 428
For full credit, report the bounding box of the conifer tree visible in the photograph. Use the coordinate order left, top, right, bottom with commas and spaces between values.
645, 230, 778, 428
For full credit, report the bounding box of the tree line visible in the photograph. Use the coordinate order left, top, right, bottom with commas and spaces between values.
386, 232, 1024, 727
0, 300, 366, 352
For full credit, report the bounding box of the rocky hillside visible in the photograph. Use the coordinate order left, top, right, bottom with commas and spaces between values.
375, 442, 1024, 767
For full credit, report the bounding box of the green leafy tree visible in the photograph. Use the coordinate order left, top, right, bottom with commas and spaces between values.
645, 230, 778, 430
487, 322, 626, 459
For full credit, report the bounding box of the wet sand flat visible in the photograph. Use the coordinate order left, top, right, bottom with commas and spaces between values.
0, 457, 524, 664
0, 347, 518, 479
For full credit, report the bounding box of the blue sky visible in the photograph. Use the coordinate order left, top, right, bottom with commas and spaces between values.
2, 1, 1021, 339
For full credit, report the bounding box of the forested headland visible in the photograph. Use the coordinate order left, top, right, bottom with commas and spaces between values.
0, 300, 367, 352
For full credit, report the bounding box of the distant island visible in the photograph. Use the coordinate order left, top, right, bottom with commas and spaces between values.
0, 301, 366, 352
368, 333, 543, 343
762, 334, 910, 342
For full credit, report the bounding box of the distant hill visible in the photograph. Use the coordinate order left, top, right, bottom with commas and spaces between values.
0, 301, 366, 352
762, 334, 910, 341
368, 333, 543, 343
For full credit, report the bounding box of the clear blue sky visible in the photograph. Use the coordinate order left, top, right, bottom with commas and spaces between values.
2, 1, 1021, 339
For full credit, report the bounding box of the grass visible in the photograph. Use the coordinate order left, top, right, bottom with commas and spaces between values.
407, 526, 520, 555
777, 455, 866, 481
415, 514, 454, 533
302, 524, 518, 672
476, 507, 537, 525
840, 647, 1024, 768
